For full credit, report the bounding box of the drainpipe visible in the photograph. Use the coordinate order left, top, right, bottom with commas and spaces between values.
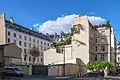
110, 27, 112, 62
63, 46, 65, 76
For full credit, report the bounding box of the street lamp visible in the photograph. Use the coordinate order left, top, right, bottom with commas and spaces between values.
58, 45, 72, 76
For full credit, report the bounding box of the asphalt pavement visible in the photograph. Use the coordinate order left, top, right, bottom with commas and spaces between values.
3, 76, 120, 80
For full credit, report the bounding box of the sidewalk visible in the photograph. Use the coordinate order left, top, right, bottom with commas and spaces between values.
105, 76, 120, 79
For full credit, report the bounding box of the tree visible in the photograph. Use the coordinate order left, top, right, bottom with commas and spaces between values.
51, 24, 86, 49
87, 62, 95, 70
102, 61, 113, 69
105, 20, 111, 28
29, 47, 40, 63
87, 61, 113, 71
87, 62, 101, 70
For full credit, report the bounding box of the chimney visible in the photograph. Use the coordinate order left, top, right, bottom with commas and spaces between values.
10, 17, 14, 23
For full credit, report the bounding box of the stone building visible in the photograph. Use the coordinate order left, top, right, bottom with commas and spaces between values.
0, 14, 51, 65
116, 43, 120, 68
44, 16, 116, 76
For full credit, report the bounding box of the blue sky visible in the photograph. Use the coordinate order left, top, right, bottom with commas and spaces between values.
0, 0, 120, 43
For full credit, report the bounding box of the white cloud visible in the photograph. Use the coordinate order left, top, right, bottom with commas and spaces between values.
88, 16, 106, 25
35, 14, 106, 34
38, 14, 79, 34
33, 23, 39, 27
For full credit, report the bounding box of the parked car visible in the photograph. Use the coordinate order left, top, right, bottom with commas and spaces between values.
84, 71, 101, 77
4, 67, 24, 77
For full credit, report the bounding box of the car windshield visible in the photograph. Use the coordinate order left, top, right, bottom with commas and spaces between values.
14, 68, 20, 71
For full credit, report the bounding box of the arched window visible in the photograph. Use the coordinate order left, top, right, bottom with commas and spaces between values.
101, 38, 105, 43
101, 31, 105, 35
29, 56, 31, 61
95, 55, 97, 61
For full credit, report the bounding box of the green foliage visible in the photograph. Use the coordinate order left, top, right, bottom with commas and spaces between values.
51, 26, 82, 48
93, 20, 111, 28
71, 26, 80, 36
87, 62, 95, 70
102, 61, 113, 69
87, 61, 113, 70
29, 47, 40, 63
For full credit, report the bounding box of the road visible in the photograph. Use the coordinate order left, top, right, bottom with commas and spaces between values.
3, 76, 120, 80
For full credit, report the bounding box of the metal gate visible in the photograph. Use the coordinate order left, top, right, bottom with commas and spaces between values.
32, 65, 48, 76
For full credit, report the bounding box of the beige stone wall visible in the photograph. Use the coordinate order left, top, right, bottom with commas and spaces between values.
44, 16, 116, 75
4, 44, 22, 65
4, 44, 21, 58
72, 16, 90, 64
44, 16, 90, 65
0, 14, 6, 44
48, 64, 78, 76
44, 45, 73, 65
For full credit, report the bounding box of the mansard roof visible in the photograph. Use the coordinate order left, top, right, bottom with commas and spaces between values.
5, 20, 51, 41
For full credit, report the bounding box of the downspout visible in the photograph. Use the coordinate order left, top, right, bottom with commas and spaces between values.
110, 27, 112, 62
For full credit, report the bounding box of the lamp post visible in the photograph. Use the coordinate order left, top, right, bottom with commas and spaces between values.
60, 45, 72, 76
63, 46, 65, 76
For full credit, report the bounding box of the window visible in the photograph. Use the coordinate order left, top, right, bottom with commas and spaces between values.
19, 41, 22, 46
41, 58, 43, 62
44, 42, 46, 45
37, 57, 39, 62
24, 42, 27, 47
96, 46, 97, 52
41, 41, 43, 44
33, 44, 35, 47
101, 38, 105, 43
41, 46, 42, 50
24, 55, 27, 61
14, 33, 16, 37
19, 35, 22, 39
44, 47, 46, 51
47, 43, 49, 46
14, 40, 16, 43
29, 56, 31, 61
95, 55, 97, 61
29, 43, 31, 48
37, 45, 39, 49
101, 45, 105, 51
37, 40, 39, 44
8, 31, 10, 36
118, 57, 120, 62
101, 55, 105, 61
95, 39, 97, 43
20, 48, 22, 52
41, 52, 43, 56
24, 36, 27, 40
33, 39, 35, 42
8, 38, 10, 43
29, 38, 31, 41
101, 31, 105, 35
24, 49, 26, 53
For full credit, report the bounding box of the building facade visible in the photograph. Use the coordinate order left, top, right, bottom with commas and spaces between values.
0, 43, 22, 66
116, 43, 120, 68
44, 16, 116, 75
0, 14, 51, 65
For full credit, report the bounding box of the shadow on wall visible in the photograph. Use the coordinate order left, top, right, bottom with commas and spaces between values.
89, 27, 110, 62
76, 58, 87, 75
